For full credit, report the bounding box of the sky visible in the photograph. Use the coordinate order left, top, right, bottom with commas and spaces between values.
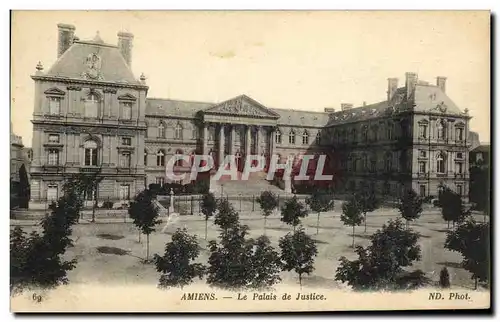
11, 10, 490, 147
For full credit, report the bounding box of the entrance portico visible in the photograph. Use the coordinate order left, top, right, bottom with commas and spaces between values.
200, 95, 280, 170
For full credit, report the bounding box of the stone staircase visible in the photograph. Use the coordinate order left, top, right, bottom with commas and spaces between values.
210, 170, 284, 197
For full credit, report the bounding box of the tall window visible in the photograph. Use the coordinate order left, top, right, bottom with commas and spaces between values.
362, 154, 368, 170
48, 97, 61, 115
84, 140, 98, 166
144, 149, 148, 166
456, 184, 463, 196
275, 130, 282, 144
84, 93, 99, 118
436, 152, 446, 174
192, 126, 198, 140
288, 130, 296, 144
121, 102, 132, 120
386, 123, 393, 140
419, 123, 428, 138
437, 120, 447, 140
156, 177, 165, 186
455, 126, 464, 141
120, 152, 131, 168
47, 185, 58, 201
120, 184, 130, 200
419, 161, 426, 173
362, 126, 368, 142
302, 130, 309, 145
158, 122, 165, 138
385, 152, 392, 172
316, 132, 321, 145
48, 149, 59, 165
175, 123, 183, 140
419, 185, 426, 197
157, 150, 165, 166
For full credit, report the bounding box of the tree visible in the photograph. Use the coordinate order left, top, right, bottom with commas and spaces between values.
335, 219, 423, 290
214, 198, 240, 234
306, 189, 334, 235
201, 192, 217, 240
439, 267, 451, 288
17, 164, 30, 209
10, 178, 84, 293
280, 196, 308, 230
355, 188, 379, 233
440, 186, 469, 229
445, 218, 489, 290
248, 235, 282, 289
340, 196, 364, 248
279, 226, 318, 288
398, 189, 423, 229
154, 228, 206, 289
128, 189, 161, 262
207, 223, 255, 290
256, 191, 279, 234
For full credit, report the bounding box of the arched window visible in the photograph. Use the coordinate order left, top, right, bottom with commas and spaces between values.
437, 119, 447, 140
144, 149, 148, 166
158, 122, 165, 138
174, 149, 183, 167
175, 123, 183, 140
288, 130, 296, 145
84, 140, 98, 166
436, 152, 446, 174
84, 93, 99, 118
275, 129, 282, 144
157, 149, 165, 167
302, 130, 309, 145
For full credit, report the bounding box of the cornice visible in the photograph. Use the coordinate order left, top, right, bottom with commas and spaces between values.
31, 75, 149, 91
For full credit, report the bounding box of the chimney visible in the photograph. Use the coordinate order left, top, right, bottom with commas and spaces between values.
341, 103, 353, 111
405, 72, 418, 98
324, 107, 336, 113
363, 101, 367, 107
57, 23, 75, 58
436, 76, 447, 93
387, 78, 398, 101
118, 31, 134, 67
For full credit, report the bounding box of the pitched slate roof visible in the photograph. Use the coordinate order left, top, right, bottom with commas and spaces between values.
44, 36, 140, 85
413, 83, 463, 114
146, 98, 213, 118
270, 108, 330, 128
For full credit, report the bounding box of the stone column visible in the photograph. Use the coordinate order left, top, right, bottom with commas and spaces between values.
270, 128, 276, 157
218, 124, 225, 166
256, 126, 262, 156
202, 123, 209, 155
245, 125, 251, 160
230, 125, 236, 155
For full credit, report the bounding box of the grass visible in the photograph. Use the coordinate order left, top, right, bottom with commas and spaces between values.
12, 208, 487, 290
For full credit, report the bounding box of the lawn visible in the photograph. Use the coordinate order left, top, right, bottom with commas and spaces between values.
12, 206, 488, 290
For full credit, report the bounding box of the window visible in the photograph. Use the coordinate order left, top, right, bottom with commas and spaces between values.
48, 149, 59, 165
288, 130, 296, 144
174, 149, 183, 167
315, 132, 321, 145
372, 127, 378, 142
351, 129, 357, 143
85, 186, 95, 201
419, 161, 426, 173
48, 97, 61, 115
120, 184, 130, 200
362, 126, 368, 142
385, 153, 392, 172
302, 131, 309, 145
419, 185, 426, 197
436, 152, 446, 174
362, 154, 368, 170
419, 150, 427, 158
192, 126, 198, 139
84, 93, 99, 118
455, 127, 464, 141
120, 152, 131, 168
47, 185, 58, 201
121, 102, 132, 120
437, 120, 446, 140
144, 150, 148, 166
158, 122, 165, 138
48, 134, 60, 143
84, 140, 98, 166
456, 184, 463, 196
455, 162, 463, 174
175, 123, 183, 140
419, 124, 428, 138
386, 124, 393, 140
456, 152, 463, 159
121, 137, 131, 146
156, 177, 165, 186
157, 150, 165, 166
274, 130, 281, 144
370, 160, 376, 172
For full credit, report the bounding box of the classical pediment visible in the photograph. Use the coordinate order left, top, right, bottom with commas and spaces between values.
203, 95, 280, 119
44, 87, 66, 96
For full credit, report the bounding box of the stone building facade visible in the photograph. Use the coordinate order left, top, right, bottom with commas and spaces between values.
28, 23, 471, 202
10, 124, 29, 183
